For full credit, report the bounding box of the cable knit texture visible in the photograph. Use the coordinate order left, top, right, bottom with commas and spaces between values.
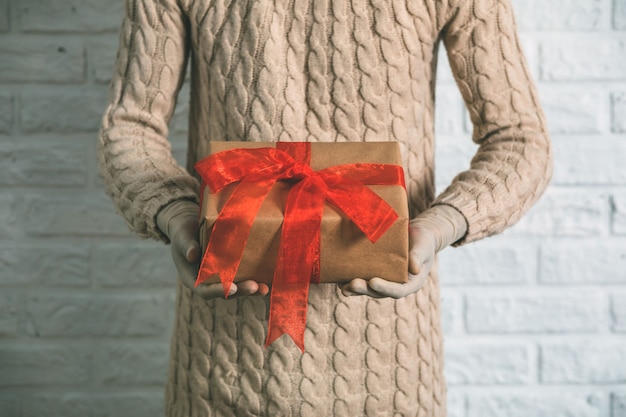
98, 0, 552, 415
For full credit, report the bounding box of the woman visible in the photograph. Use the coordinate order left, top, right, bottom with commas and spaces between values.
98, 0, 552, 415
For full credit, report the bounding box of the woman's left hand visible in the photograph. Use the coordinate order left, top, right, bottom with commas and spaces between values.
339, 223, 436, 298
339, 205, 467, 299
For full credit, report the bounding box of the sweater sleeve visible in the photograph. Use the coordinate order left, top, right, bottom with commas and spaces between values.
432, 0, 553, 245
97, 0, 199, 243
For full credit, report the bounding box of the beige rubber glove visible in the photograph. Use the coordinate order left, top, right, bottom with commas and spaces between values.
340, 204, 467, 299
156, 199, 269, 299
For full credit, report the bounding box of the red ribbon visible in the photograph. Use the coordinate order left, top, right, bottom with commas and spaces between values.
194, 142, 405, 352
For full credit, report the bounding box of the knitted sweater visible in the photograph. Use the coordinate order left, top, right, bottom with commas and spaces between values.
98, 0, 552, 415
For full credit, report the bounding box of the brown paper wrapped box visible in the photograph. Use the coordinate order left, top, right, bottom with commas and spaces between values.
198, 141, 409, 285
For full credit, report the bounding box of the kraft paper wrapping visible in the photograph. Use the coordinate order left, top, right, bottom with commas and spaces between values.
198, 141, 409, 285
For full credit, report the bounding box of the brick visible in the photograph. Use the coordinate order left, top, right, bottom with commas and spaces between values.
93, 242, 175, 288
0, 193, 19, 238
440, 293, 461, 335
0, 244, 90, 287
541, 36, 626, 81
0, 140, 87, 186
19, 192, 130, 237
434, 136, 475, 190
616, 0, 626, 30
169, 84, 190, 135
22, 393, 164, 417
612, 295, 626, 332
88, 37, 118, 83
439, 238, 535, 285
0, 38, 84, 83
171, 143, 188, 168
21, 90, 108, 133
540, 90, 608, 134
20, 0, 124, 33
447, 389, 465, 417
512, 0, 603, 30
518, 38, 539, 80
0, 0, 8, 32
445, 343, 530, 385
509, 188, 609, 237
0, 344, 90, 386
466, 292, 604, 333
541, 342, 626, 383
613, 92, 626, 133
0, 396, 18, 417
93, 172, 106, 190
94, 342, 169, 386
463, 110, 473, 135
435, 85, 465, 135
0, 94, 12, 134
436, 48, 455, 84
613, 191, 626, 235
25, 293, 175, 337
552, 137, 626, 185
0, 295, 19, 336
467, 392, 604, 417
613, 393, 626, 417
540, 240, 626, 284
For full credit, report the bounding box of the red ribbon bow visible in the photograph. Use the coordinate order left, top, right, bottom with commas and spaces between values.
194, 142, 405, 352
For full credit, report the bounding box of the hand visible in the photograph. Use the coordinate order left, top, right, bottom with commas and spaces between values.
156, 199, 269, 299
340, 205, 467, 299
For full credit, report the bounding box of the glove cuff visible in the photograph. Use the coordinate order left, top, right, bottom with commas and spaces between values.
409, 205, 468, 253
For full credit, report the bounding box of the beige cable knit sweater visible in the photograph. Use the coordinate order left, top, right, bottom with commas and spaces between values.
98, 0, 552, 415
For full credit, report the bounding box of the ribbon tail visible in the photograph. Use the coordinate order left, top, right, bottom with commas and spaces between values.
265, 177, 326, 352
195, 176, 277, 297
264, 278, 309, 351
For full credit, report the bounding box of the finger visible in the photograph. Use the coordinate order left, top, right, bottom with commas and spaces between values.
409, 240, 431, 276
171, 246, 198, 289
194, 282, 237, 299
410, 257, 433, 284
368, 277, 409, 299
341, 278, 386, 298
409, 242, 437, 276
406, 261, 432, 296
230, 280, 271, 298
257, 283, 270, 296
340, 278, 367, 296
191, 280, 271, 300
171, 245, 235, 299
174, 237, 201, 263
167, 215, 200, 262
339, 285, 357, 297
408, 227, 437, 276
234, 280, 260, 296
408, 256, 420, 276
410, 273, 429, 294
185, 240, 201, 263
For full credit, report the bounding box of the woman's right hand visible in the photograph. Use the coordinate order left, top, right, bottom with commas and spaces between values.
156, 199, 269, 299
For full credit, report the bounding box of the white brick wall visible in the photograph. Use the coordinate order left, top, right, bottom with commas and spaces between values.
436, 1, 626, 416
0, 1, 624, 416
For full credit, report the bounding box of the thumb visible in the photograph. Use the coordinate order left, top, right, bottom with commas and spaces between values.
409, 245, 435, 279
409, 242, 430, 275
175, 236, 201, 263
409, 254, 421, 276
408, 227, 436, 276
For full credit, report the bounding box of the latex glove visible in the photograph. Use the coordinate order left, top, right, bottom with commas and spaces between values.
340, 204, 467, 299
156, 199, 269, 299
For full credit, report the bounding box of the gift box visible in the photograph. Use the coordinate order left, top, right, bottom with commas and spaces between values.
194, 141, 409, 350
